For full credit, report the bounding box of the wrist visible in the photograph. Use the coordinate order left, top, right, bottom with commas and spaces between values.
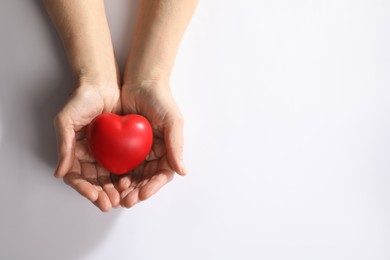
62, 29, 119, 88
72, 56, 120, 89
123, 63, 171, 90
122, 77, 170, 92
73, 68, 120, 94
70, 54, 119, 86
74, 69, 119, 88
123, 52, 172, 88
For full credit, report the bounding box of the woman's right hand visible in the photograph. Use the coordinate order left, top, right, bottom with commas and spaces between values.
54, 83, 122, 212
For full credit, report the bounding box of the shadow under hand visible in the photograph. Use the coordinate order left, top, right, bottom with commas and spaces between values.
33, 77, 68, 169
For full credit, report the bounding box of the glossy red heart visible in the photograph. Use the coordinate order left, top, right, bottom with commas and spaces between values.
86, 113, 153, 175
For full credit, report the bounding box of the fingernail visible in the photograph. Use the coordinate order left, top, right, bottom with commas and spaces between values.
54, 168, 61, 178
90, 191, 98, 202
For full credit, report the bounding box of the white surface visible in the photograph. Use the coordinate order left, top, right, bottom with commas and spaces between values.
1, 0, 390, 259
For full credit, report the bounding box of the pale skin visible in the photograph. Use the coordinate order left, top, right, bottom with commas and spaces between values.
43, 0, 198, 212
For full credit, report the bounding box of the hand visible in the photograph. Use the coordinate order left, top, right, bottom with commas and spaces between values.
118, 82, 186, 208
45, 0, 197, 211
54, 84, 122, 212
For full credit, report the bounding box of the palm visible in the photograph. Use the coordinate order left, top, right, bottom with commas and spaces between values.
118, 85, 181, 208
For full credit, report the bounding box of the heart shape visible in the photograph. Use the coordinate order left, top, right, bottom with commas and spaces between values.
86, 113, 153, 174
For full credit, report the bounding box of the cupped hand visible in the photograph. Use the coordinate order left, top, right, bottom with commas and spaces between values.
54, 84, 121, 212
118, 82, 186, 208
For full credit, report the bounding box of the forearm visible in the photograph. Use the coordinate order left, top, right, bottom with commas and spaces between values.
43, 0, 118, 86
124, 0, 198, 85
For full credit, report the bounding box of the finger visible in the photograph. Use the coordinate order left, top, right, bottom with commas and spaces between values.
119, 169, 149, 208
120, 186, 133, 200
97, 165, 120, 208
110, 173, 122, 191
117, 175, 131, 191
78, 162, 112, 212
145, 138, 166, 161
63, 172, 99, 202
54, 114, 76, 178
93, 191, 112, 212
139, 169, 174, 201
121, 188, 140, 208
164, 115, 186, 176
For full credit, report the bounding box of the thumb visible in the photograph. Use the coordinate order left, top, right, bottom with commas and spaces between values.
54, 113, 76, 178
165, 115, 186, 176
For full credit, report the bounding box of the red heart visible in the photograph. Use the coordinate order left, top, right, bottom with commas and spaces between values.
86, 113, 153, 175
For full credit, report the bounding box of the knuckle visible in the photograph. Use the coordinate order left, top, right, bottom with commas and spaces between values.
167, 174, 174, 182
165, 112, 184, 129
54, 112, 66, 127
176, 112, 184, 125
175, 145, 184, 153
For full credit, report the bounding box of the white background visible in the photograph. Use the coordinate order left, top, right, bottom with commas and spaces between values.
1, 0, 390, 259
